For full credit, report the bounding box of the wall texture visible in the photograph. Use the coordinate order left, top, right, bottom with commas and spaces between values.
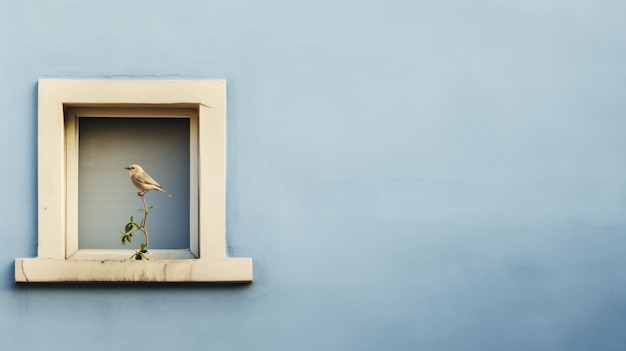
2, 0, 626, 350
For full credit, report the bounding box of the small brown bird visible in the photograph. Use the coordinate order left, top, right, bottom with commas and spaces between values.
125, 164, 172, 197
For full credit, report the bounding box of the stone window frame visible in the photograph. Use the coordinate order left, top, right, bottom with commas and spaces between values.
15, 79, 253, 282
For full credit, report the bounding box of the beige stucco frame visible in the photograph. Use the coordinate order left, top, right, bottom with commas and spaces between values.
15, 79, 253, 282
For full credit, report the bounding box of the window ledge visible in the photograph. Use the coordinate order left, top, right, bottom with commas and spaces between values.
15, 257, 253, 283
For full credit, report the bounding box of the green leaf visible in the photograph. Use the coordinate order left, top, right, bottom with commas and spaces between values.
125, 223, 133, 233
134, 251, 149, 260
149, 205, 156, 210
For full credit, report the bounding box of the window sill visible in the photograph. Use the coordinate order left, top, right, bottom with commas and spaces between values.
15, 257, 253, 283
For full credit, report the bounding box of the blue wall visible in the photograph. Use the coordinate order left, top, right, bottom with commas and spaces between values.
2, 0, 626, 350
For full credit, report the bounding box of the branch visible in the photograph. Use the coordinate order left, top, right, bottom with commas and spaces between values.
139, 193, 150, 247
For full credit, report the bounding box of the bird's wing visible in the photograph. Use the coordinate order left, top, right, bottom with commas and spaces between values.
135, 174, 161, 187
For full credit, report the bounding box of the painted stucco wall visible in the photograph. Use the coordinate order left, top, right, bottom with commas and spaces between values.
2, 0, 626, 350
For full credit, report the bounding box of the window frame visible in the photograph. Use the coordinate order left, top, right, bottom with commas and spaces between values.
65, 107, 199, 259
15, 79, 253, 283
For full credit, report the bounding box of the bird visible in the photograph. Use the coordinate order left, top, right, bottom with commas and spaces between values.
125, 164, 172, 197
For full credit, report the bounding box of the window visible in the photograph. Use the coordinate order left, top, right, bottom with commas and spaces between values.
15, 79, 253, 282
67, 108, 197, 259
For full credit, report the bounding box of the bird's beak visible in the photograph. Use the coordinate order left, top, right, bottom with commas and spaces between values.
124, 167, 130, 170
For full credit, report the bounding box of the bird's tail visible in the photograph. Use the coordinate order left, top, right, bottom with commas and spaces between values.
157, 187, 172, 197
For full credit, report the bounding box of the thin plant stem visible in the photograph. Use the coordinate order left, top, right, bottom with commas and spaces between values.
139, 192, 149, 247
